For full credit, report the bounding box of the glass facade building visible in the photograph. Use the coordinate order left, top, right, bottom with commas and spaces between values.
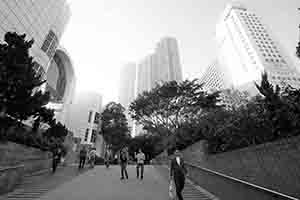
0, 0, 71, 74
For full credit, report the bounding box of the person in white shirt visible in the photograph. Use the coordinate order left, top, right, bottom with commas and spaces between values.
135, 149, 145, 180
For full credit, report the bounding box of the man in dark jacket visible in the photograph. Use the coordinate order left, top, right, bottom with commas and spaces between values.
52, 146, 62, 173
170, 149, 187, 200
78, 147, 87, 169
119, 149, 129, 180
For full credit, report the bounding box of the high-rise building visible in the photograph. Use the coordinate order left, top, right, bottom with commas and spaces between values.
65, 91, 104, 156
136, 37, 183, 97
118, 63, 137, 134
199, 60, 232, 92
0, 0, 71, 73
133, 37, 183, 136
136, 56, 153, 95
46, 47, 76, 124
155, 37, 183, 83
119, 63, 137, 109
0, 1, 75, 127
216, 3, 300, 92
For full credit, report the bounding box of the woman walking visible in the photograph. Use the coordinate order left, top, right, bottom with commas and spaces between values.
170, 149, 188, 200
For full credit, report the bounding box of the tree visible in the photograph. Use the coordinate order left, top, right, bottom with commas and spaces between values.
32, 107, 55, 132
128, 134, 163, 161
0, 32, 50, 139
100, 102, 131, 153
129, 79, 221, 140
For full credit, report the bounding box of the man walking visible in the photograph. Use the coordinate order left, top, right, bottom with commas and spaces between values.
52, 146, 62, 173
78, 146, 87, 169
119, 148, 129, 180
170, 149, 188, 200
136, 149, 145, 180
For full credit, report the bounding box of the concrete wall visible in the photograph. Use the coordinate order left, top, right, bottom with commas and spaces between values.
0, 142, 52, 194
155, 136, 300, 198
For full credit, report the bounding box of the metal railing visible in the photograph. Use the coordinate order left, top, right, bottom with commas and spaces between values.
0, 165, 24, 172
184, 162, 300, 200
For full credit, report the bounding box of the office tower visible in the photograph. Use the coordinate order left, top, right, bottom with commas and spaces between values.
133, 37, 183, 136
119, 63, 137, 109
136, 56, 153, 95
0, 0, 71, 73
65, 92, 104, 156
136, 37, 183, 97
199, 60, 232, 92
155, 37, 183, 83
0, 0, 73, 125
118, 63, 137, 134
216, 3, 300, 92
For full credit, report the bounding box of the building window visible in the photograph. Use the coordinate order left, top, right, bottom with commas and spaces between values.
84, 129, 89, 141
41, 30, 58, 58
33, 62, 45, 78
88, 111, 93, 123
91, 130, 97, 143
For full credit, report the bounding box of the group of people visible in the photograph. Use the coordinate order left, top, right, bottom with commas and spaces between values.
118, 148, 146, 180
118, 147, 187, 200
78, 146, 97, 169
54, 144, 187, 200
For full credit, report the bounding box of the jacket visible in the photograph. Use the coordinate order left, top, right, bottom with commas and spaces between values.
170, 156, 187, 178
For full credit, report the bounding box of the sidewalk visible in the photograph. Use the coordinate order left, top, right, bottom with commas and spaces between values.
0, 165, 89, 200
154, 165, 219, 200
37, 165, 169, 200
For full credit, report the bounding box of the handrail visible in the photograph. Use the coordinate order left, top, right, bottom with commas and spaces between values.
185, 162, 300, 200
0, 164, 24, 172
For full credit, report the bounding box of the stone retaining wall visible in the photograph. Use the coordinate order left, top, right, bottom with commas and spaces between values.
154, 136, 300, 198
0, 141, 51, 194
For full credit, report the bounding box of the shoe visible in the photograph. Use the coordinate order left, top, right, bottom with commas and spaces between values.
120, 177, 124, 180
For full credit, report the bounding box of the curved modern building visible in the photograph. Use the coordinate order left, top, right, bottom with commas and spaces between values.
0, 0, 76, 125
0, 0, 70, 75
46, 47, 76, 124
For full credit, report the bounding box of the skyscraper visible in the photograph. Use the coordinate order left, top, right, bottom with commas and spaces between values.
199, 60, 232, 92
118, 63, 137, 134
136, 57, 152, 95
136, 37, 183, 97
216, 3, 300, 91
119, 63, 137, 109
0, 0, 71, 74
133, 37, 183, 136
155, 37, 183, 83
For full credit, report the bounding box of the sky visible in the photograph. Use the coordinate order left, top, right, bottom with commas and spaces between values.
61, 0, 300, 104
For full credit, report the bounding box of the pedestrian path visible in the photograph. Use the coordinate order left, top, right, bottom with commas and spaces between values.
37, 165, 169, 200
0, 165, 219, 200
155, 165, 219, 200
0, 166, 89, 200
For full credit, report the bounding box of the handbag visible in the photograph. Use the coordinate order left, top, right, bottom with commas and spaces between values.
169, 178, 177, 200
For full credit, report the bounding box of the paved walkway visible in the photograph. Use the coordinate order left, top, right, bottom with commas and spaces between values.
0, 166, 89, 200
1, 165, 218, 200
37, 165, 217, 200
37, 165, 169, 200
